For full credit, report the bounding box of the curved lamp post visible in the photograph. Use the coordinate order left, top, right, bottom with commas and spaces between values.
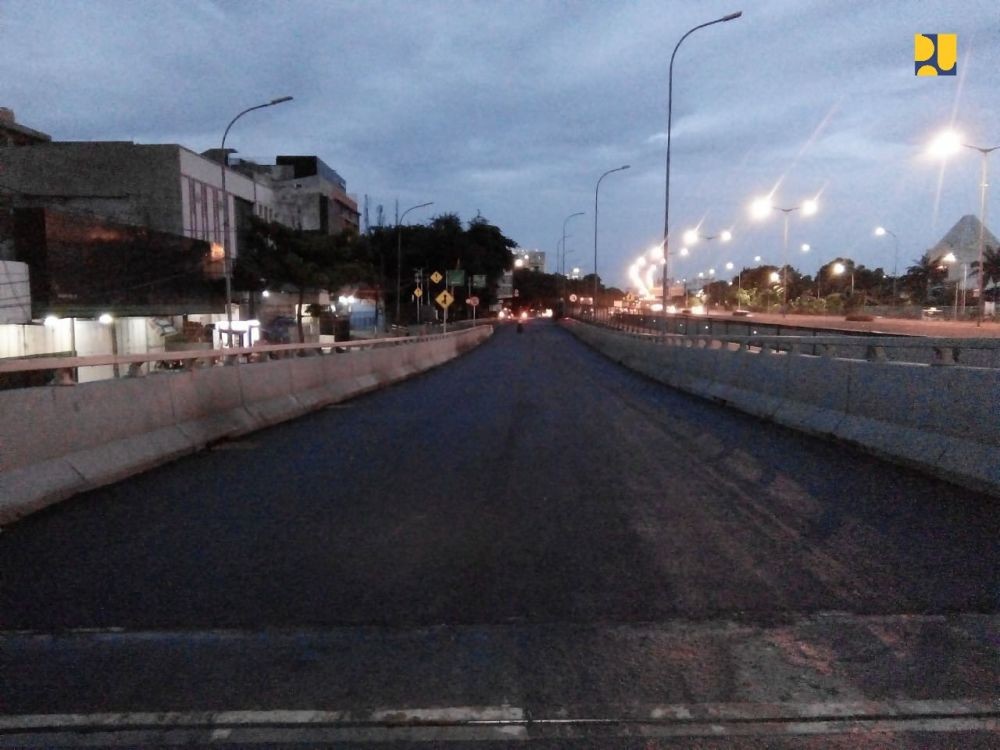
661, 11, 743, 316
220, 96, 293, 344
396, 202, 433, 325
594, 166, 629, 308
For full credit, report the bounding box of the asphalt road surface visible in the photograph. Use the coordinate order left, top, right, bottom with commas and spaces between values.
1, 320, 997, 747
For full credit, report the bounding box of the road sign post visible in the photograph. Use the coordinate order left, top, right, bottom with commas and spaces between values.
436, 289, 454, 333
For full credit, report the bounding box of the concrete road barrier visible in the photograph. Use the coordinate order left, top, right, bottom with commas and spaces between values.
565, 320, 999, 497
0, 326, 492, 524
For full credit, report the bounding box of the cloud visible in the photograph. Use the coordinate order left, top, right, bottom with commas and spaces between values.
1, 0, 998, 285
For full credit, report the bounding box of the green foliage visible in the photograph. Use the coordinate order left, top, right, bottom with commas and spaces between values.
235, 216, 375, 339
364, 213, 518, 322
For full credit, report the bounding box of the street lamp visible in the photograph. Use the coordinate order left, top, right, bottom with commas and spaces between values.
874, 226, 900, 303
396, 201, 433, 325
832, 261, 854, 296
661, 10, 743, 316
928, 129, 1000, 325
750, 195, 818, 313
594, 166, 629, 307
683, 228, 732, 245
219, 95, 293, 345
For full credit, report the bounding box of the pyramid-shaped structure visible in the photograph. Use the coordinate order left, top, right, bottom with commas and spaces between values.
925, 214, 999, 286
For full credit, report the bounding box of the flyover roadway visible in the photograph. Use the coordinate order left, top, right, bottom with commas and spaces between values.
1, 321, 997, 747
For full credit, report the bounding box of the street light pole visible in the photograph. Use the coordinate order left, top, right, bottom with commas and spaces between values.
396, 201, 433, 326
968, 145, 999, 326
593, 166, 629, 308
875, 226, 899, 303
563, 211, 584, 278
661, 11, 743, 316
219, 95, 293, 345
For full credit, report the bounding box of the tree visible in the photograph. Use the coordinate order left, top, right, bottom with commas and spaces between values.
900, 255, 947, 304
973, 245, 1000, 305
363, 212, 517, 322
235, 217, 372, 341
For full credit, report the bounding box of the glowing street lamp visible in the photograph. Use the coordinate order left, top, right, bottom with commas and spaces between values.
832, 261, 854, 296
684, 227, 732, 245
801, 243, 810, 253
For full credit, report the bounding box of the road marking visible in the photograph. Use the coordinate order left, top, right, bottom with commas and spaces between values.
1, 699, 995, 732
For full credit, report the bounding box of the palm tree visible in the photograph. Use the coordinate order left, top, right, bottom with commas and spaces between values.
975, 246, 1000, 302
901, 256, 941, 303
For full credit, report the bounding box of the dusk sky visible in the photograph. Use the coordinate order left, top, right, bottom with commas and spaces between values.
2, 0, 998, 288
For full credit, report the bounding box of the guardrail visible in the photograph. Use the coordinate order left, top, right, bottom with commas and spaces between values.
0, 325, 491, 388
598, 330, 1000, 369
575, 314, 1000, 369
587, 310, 916, 339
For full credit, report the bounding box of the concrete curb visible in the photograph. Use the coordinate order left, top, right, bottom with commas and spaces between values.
564, 320, 999, 498
0, 326, 492, 525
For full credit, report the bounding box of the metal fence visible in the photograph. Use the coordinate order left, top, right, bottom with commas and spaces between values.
574, 312, 1000, 369
0, 322, 494, 389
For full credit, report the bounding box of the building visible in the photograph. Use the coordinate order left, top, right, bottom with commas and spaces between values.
0, 139, 287, 265
926, 214, 999, 293
9, 206, 221, 318
0, 108, 50, 146
233, 155, 359, 235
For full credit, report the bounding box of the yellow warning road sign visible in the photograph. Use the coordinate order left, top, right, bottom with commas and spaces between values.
435, 290, 454, 308
413, 287, 423, 298
430, 271, 443, 284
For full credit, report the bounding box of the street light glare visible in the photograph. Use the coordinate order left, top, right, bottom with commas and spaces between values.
801, 199, 818, 216
750, 197, 772, 220
754, 255, 762, 262
929, 129, 963, 158
649, 245, 664, 261
725, 262, 734, 270
832, 262, 845, 275
801, 243, 810, 252
875, 226, 886, 236
683, 229, 699, 245
942, 252, 957, 263
719, 230, 733, 242
769, 271, 780, 283
679, 247, 689, 256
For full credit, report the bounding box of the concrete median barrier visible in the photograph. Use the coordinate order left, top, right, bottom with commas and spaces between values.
564, 320, 999, 497
0, 325, 493, 524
